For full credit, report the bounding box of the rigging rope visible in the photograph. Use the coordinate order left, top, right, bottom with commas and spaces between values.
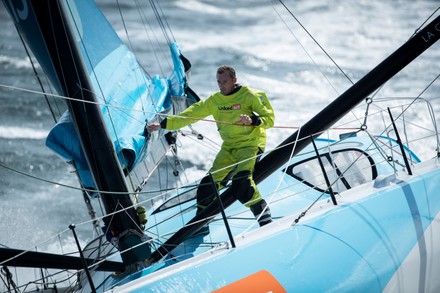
0, 83, 359, 132
111, 0, 191, 195
0, 266, 18, 293
274, 1, 439, 144
15, 28, 59, 124
410, 6, 440, 39
275, 0, 354, 85
149, 0, 172, 45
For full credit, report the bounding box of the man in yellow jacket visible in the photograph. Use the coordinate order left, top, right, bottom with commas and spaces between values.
148, 65, 274, 227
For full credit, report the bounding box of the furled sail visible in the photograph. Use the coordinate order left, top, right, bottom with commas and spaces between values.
43, 1, 191, 190
3, 0, 196, 268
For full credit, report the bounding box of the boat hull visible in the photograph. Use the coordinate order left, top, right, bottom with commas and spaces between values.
109, 159, 440, 292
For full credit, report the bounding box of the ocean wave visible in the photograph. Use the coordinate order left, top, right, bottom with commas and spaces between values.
0, 126, 48, 139
0, 55, 37, 70
175, 1, 224, 15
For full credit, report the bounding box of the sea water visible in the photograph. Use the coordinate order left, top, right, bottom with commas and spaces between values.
0, 0, 439, 281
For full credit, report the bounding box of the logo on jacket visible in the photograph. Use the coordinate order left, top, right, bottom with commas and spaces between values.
218, 104, 241, 111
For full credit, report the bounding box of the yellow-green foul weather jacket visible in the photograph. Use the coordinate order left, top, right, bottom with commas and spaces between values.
164, 86, 274, 150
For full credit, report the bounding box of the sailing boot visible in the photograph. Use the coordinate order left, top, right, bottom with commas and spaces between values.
250, 199, 272, 227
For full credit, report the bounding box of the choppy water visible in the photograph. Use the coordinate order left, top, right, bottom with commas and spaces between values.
0, 0, 439, 260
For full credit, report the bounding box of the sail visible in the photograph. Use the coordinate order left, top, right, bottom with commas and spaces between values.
3, 0, 194, 268
43, 0, 190, 190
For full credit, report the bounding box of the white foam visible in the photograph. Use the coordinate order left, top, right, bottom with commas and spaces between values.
0, 126, 48, 139
0, 55, 35, 69
175, 1, 225, 15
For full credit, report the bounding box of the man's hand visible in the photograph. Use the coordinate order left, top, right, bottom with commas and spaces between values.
147, 123, 161, 132
235, 114, 252, 126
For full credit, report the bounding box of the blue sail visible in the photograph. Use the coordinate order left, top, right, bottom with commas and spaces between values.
45, 0, 189, 189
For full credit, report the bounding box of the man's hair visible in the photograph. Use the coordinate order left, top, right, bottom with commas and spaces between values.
217, 65, 236, 79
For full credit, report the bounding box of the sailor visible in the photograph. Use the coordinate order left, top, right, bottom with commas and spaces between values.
148, 65, 274, 227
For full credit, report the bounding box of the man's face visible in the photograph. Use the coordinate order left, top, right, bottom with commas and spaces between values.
217, 72, 237, 95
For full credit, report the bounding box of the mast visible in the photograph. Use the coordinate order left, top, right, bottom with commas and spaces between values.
149, 13, 440, 263
3, 0, 149, 266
